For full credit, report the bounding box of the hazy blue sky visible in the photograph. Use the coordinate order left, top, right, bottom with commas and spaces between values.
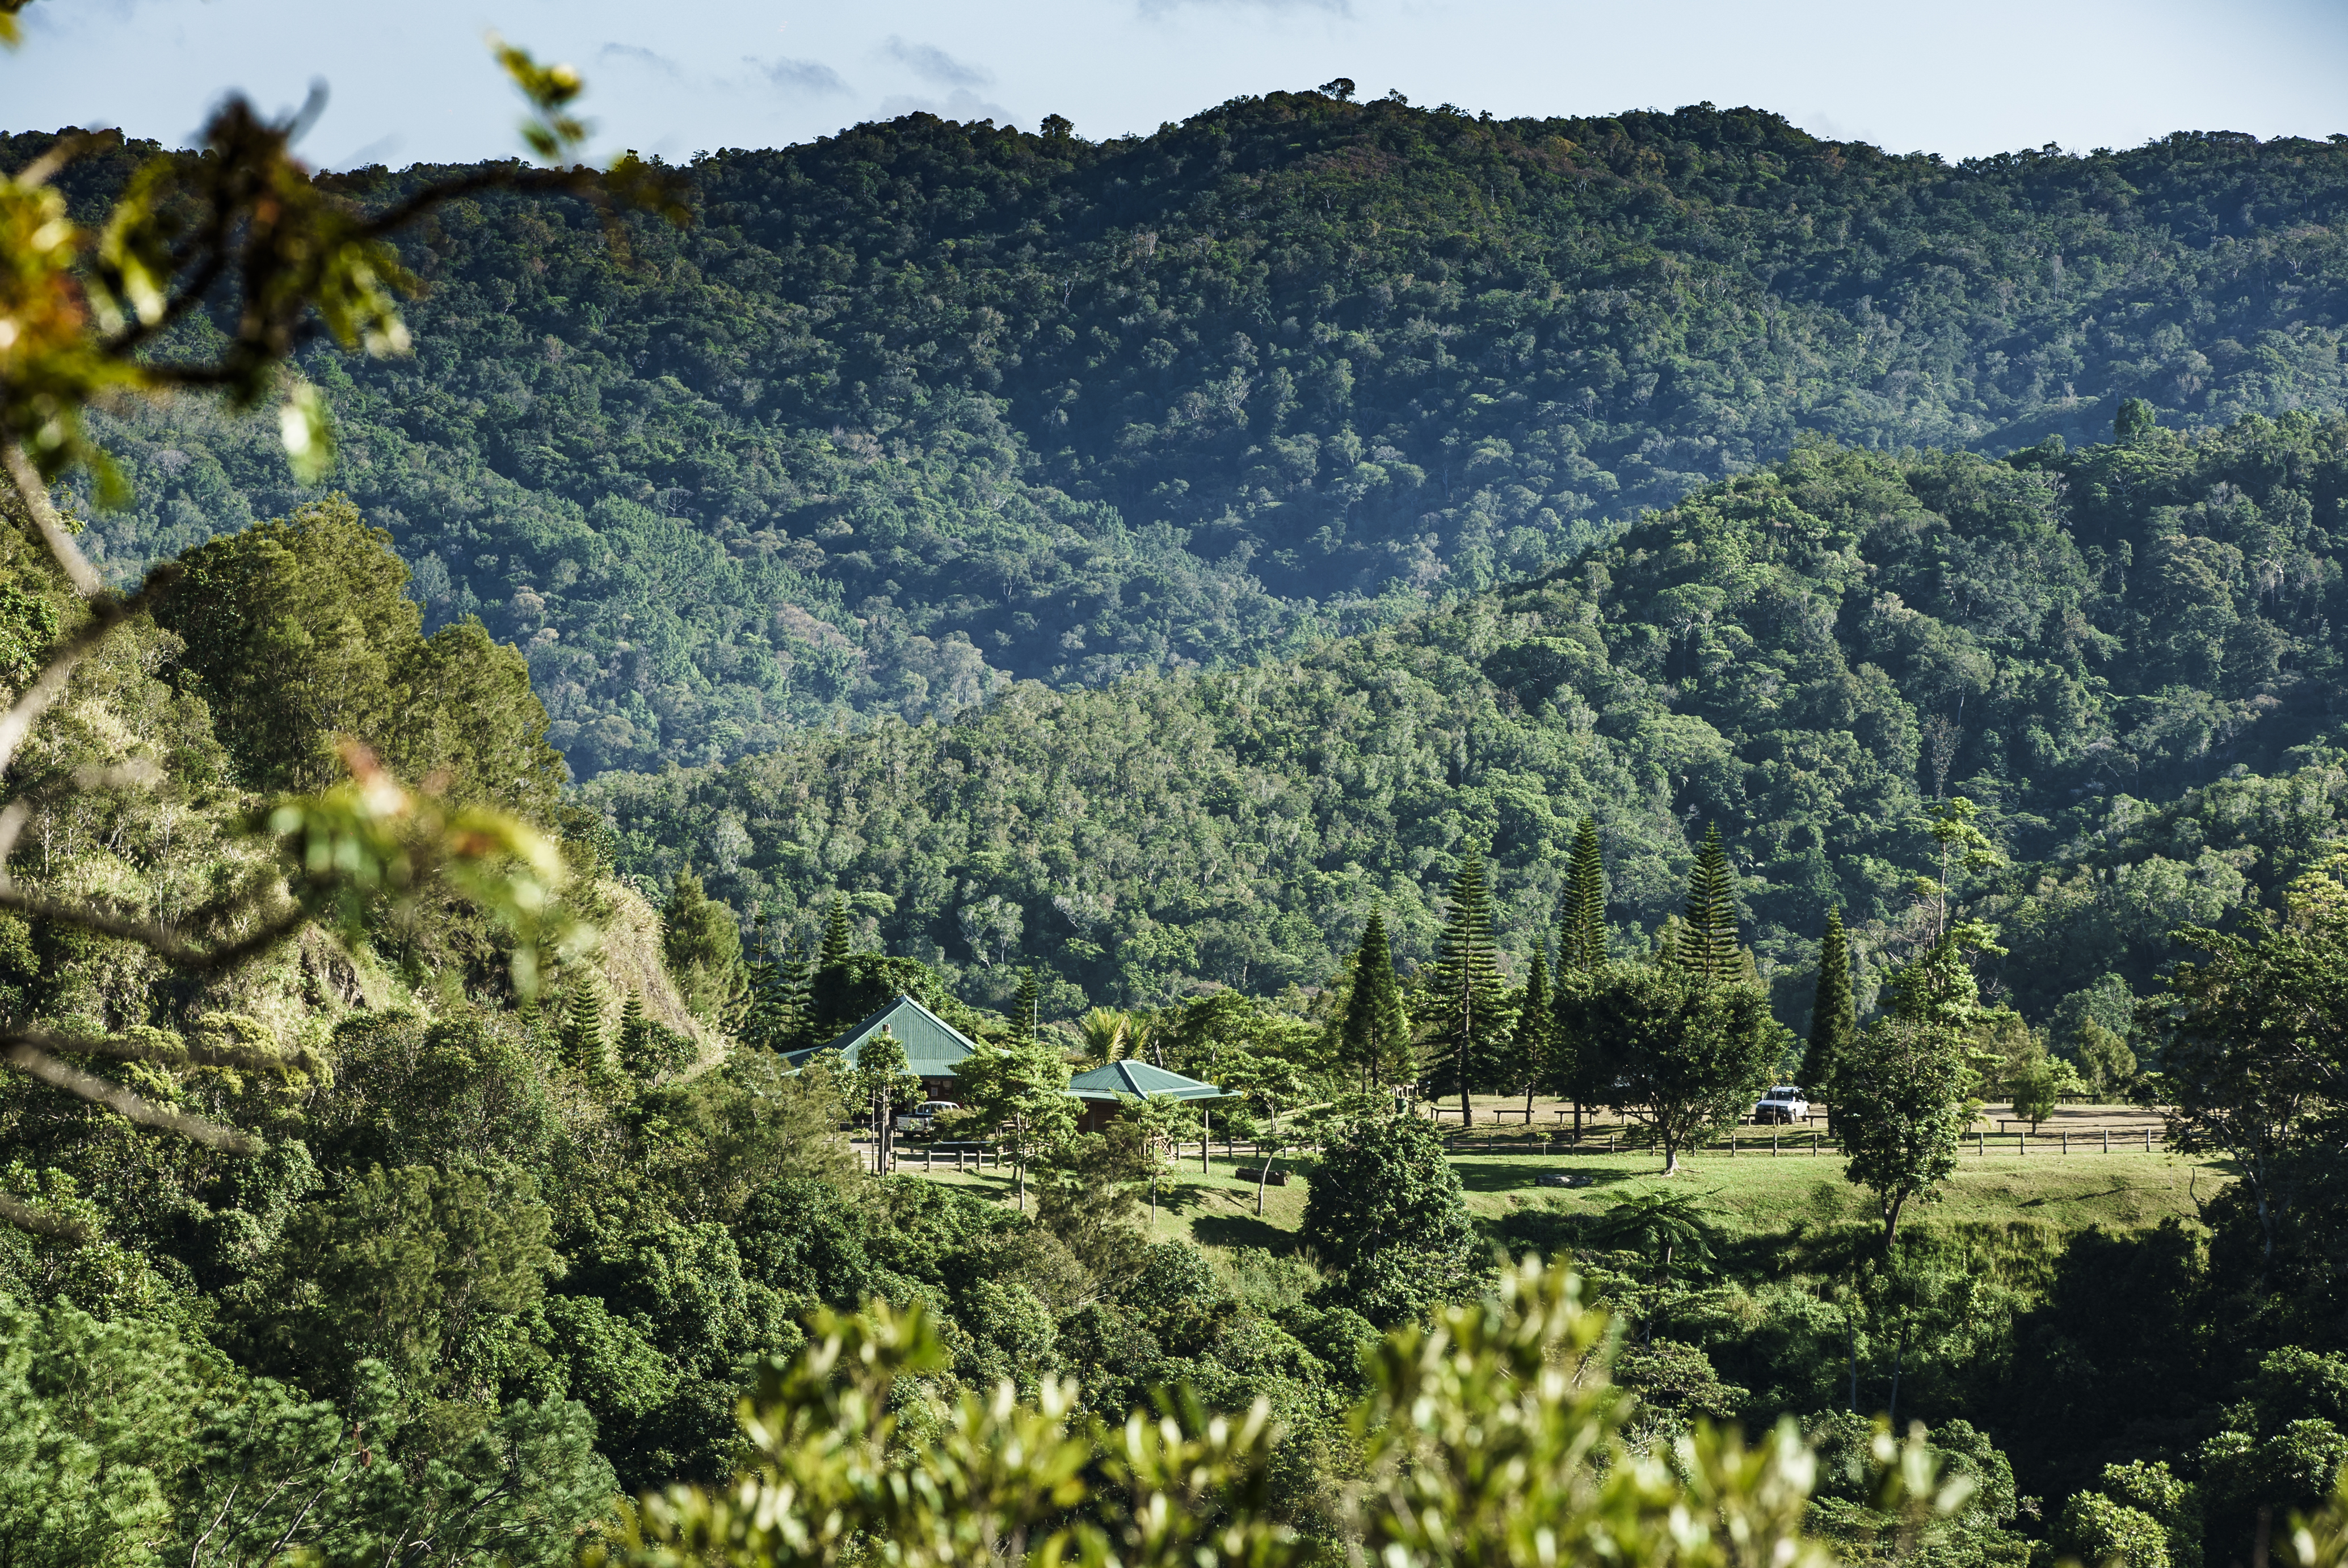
6, 0, 2348, 171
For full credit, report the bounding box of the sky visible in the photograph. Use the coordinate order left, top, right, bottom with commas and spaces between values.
6, 0, 2348, 172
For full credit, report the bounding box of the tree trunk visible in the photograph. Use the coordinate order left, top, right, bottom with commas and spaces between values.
1888, 1333, 1904, 1428
1457, 1035, 1473, 1127
1256, 1104, 1278, 1216
1848, 1320, 1859, 1413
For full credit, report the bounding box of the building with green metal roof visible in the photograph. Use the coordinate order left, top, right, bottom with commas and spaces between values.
1065, 1060, 1224, 1130
781, 995, 978, 1099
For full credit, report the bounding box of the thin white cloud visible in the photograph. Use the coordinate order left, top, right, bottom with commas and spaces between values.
338, 132, 406, 168
597, 42, 685, 78
882, 36, 991, 87
758, 56, 852, 95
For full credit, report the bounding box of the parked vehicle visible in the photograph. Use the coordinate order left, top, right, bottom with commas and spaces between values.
1752, 1086, 1810, 1124
895, 1100, 961, 1134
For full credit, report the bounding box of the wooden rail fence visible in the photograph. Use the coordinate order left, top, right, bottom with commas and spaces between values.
857, 1124, 2168, 1175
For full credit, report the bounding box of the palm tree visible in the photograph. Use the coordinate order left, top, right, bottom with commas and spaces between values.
1078, 1007, 1133, 1066
1584, 1187, 1723, 1285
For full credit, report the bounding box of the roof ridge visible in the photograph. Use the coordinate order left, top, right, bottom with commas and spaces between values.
785, 993, 981, 1064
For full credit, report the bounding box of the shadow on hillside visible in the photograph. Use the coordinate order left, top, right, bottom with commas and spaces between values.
1450, 1158, 1648, 1194
2019, 1186, 2129, 1208
1194, 1211, 1307, 1254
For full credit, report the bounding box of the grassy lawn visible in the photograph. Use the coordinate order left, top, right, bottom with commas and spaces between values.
892, 1135, 2225, 1256
1448, 1146, 2221, 1236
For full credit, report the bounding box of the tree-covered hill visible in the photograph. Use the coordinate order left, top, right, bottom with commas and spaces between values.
584, 411, 2348, 1029
19, 92, 2348, 772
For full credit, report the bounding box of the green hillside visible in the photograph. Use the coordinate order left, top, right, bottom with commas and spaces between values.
18, 95, 2348, 772
585, 409, 2348, 1024
23, 47, 2348, 1568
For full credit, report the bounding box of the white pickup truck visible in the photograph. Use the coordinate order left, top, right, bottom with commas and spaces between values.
1752, 1086, 1810, 1124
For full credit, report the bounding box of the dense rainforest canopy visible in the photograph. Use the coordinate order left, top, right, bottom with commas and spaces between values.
17, 61, 2348, 1568
585, 410, 2348, 1030
14, 94, 2348, 772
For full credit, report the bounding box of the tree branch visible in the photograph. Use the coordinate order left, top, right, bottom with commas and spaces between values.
356, 163, 611, 241
2, 1041, 256, 1150
12, 1021, 292, 1074
0, 1191, 88, 1241
0, 439, 102, 596
0, 564, 179, 778
0, 883, 314, 974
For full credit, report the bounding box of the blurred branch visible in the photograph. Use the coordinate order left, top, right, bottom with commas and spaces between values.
2, 1041, 256, 1151
0, 1193, 86, 1242
0, 565, 178, 774
0, 439, 100, 593
0, 24, 616, 1219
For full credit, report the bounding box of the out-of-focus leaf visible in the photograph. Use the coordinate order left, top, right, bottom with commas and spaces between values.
263, 741, 586, 998
277, 380, 335, 484
491, 35, 590, 163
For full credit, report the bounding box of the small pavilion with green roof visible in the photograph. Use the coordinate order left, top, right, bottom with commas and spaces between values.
781, 995, 978, 1101
1065, 1059, 1225, 1131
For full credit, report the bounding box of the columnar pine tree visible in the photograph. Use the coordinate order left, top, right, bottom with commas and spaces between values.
1560, 816, 1608, 972
817, 895, 853, 969
1339, 907, 1412, 1091
1013, 968, 1041, 1041
1424, 848, 1511, 1127
804, 895, 859, 1042
616, 990, 653, 1082
559, 985, 608, 1085
1803, 907, 1858, 1127
1676, 824, 1742, 982
1551, 816, 1610, 1143
1512, 952, 1552, 1118
739, 952, 795, 1052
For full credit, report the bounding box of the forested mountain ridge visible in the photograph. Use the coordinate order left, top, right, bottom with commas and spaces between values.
586, 408, 2348, 1029
17, 93, 2348, 772
24, 47, 2348, 1568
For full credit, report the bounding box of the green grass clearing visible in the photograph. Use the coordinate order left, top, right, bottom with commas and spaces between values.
895, 1140, 2224, 1257
1451, 1147, 2223, 1236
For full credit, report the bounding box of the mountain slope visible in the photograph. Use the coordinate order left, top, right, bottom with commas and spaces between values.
582, 411, 2348, 1026
19, 95, 2348, 772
